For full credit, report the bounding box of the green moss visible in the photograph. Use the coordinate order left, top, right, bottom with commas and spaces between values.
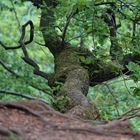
53, 95, 71, 112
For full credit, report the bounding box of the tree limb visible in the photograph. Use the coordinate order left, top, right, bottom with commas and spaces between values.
0, 90, 37, 100
0, 60, 19, 77
0, 58, 52, 95
17, 20, 49, 80
0, 20, 34, 50
0, 20, 50, 82
61, 9, 78, 46
102, 8, 123, 61
39, 1, 62, 55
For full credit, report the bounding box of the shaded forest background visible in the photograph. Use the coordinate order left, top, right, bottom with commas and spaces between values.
0, 0, 140, 132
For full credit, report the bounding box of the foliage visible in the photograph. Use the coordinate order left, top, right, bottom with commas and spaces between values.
88, 78, 140, 130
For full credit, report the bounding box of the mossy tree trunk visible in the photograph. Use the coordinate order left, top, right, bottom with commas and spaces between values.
38, 1, 100, 118
23, 0, 140, 119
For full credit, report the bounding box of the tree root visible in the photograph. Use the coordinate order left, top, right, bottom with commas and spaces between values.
0, 126, 24, 139
0, 101, 139, 140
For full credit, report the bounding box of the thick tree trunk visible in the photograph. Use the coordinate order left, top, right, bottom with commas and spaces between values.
50, 46, 99, 118
25, 0, 140, 119
38, 1, 100, 118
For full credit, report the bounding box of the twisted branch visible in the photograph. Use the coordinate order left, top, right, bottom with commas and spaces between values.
0, 20, 33, 50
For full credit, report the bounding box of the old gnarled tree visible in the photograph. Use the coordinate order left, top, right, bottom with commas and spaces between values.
0, 0, 140, 120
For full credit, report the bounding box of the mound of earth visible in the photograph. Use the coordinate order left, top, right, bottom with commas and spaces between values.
0, 100, 139, 140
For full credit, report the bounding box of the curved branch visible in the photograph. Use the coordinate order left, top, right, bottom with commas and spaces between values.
0, 60, 52, 95
0, 20, 49, 81
17, 21, 49, 80
0, 41, 21, 50
0, 90, 51, 104
19, 20, 34, 45
0, 90, 36, 100
61, 9, 78, 46
0, 60, 19, 77
0, 20, 34, 50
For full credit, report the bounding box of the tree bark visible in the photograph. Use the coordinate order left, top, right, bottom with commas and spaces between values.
36, 1, 99, 118
17, 0, 140, 119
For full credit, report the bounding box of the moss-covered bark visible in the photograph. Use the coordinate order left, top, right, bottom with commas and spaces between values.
53, 47, 89, 102
46, 45, 99, 118
29, 0, 139, 119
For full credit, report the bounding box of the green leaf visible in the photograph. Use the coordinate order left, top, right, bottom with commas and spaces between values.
132, 87, 140, 98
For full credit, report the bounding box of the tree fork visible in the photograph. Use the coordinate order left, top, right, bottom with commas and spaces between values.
37, 1, 100, 118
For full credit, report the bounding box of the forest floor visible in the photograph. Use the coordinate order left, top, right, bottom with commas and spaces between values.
0, 100, 139, 140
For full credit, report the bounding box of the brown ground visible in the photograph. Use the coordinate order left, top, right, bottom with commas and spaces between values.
0, 100, 139, 140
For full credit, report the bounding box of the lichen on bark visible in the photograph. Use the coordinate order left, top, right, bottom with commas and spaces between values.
48, 45, 99, 119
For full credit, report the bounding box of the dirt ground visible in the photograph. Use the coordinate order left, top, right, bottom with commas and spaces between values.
0, 100, 139, 140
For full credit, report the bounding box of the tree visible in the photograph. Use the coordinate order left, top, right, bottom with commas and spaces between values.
0, 0, 140, 139
0, 0, 140, 120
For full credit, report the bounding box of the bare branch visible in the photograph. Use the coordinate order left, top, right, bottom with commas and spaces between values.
0, 58, 52, 95
0, 90, 34, 100
0, 60, 19, 77
0, 41, 21, 50
10, 0, 20, 28
19, 20, 34, 45
0, 20, 49, 82
104, 83, 120, 116
0, 90, 49, 104
17, 20, 49, 80
116, 107, 140, 121
0, 20, 34, 50
35, 41, 46, 46
61, 9, 78, 46
102, 8, 123, 60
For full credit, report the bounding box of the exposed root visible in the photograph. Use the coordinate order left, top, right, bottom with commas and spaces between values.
0, 100, 139, 140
